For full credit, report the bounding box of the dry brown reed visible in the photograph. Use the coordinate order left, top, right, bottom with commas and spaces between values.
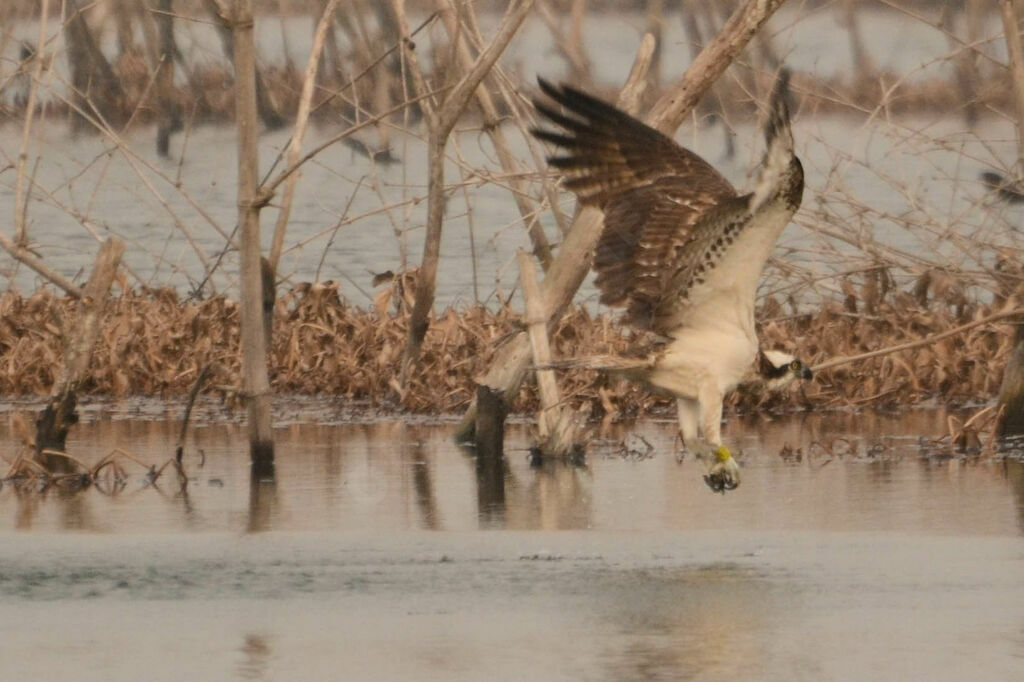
1, 270, 1019, 418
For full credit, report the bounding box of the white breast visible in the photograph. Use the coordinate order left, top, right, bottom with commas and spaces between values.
647, 325, 757, 398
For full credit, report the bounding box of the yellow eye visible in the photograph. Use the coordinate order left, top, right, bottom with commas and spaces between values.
790, 360, 802, 370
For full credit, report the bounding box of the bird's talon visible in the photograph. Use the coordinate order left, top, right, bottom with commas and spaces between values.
703, 448, 740, 493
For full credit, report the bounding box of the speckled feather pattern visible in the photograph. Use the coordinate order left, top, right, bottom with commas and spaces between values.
532, 74, 803, 336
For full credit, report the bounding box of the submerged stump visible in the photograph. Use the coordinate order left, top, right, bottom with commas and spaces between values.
35, 238, 124, 470
474, 384, 506, 516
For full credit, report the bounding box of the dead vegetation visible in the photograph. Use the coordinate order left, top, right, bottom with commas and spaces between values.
4, 0, 1024, 460
1, 267, 1021, 418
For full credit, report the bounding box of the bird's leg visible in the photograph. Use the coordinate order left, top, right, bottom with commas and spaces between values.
696, 381, 740, 493
675, 398, 700, 462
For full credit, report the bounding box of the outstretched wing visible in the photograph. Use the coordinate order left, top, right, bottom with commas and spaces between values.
532, 78, 737, 329
532, 72, 802, 336
651, 71, 803, 333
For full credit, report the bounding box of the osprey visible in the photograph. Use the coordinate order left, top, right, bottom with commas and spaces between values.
532, 70, 811, 492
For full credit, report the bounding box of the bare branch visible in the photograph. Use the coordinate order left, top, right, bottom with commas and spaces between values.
267, 0, 344, 271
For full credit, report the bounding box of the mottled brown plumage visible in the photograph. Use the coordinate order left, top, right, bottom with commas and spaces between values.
532, 73, 803, 335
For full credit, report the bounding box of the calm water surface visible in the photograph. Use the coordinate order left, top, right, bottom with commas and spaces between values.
1, 409, 1023, 681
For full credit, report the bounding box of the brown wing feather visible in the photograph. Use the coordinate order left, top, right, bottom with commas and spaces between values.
532, 79, 737, 329
597, 177, 733, 329
533, 73, 801, 336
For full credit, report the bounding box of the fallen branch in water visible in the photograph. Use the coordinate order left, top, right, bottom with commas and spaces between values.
3, 445, 188, 495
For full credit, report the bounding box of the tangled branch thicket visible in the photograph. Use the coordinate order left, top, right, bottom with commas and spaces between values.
3, 1, 1024, 418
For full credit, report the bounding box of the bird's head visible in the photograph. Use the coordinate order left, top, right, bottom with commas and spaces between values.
757, 349, 813, 390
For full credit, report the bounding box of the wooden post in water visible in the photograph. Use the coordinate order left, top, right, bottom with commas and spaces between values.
35, 238, 124, 470
474, 384, 506, 517
231, 0, 275, 478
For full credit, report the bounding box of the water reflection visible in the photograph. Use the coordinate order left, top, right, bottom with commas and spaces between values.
509, 460, 592, 530
1004, 459, 1024, 534
600, 564, 774, 681
472, 443, 506, 528
12, 487, 37, 530
1, 410, 1023, 536
248, 479, 277, 533
237, 633, 272, 680
409, 441, 440, 530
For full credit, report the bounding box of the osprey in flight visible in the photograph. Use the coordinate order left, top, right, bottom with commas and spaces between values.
532, 70, 812, 492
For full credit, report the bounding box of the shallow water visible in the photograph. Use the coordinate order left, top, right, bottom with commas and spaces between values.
2, 410, 1023, 680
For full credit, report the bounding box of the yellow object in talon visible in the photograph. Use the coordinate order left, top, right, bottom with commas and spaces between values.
715, 445, 732, 462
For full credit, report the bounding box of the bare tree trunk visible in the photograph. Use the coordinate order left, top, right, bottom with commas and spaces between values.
14, 0, 49, 246
648, 0, 787, 135
316, 0, 343, 88
474, 383, 506, 517
942, 3, 980, 128
645, 0, 665, 92
518, 250, 581, 458
456, 0, 788, 442
996, 0, 1024, 438
998, 326, 1024, 438
962, 0, 985, 127
1001, 0, 1024, 175
64, 0, 126, 133
434, 0, 554, 270
231, 0, 275, 478
35, 238, 125, 470
536, 0, 594, 89
268, 0, 343, 271
682, 0, 735, 157
207, 0, 286, 131
392, 0, 535, 386
153, 0, 182, 157
841, 0, 873, 83
112, 0, 136, 55
456, 36, 655, 443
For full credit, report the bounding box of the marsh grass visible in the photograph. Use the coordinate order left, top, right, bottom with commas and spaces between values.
1, 269, 1018, 417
